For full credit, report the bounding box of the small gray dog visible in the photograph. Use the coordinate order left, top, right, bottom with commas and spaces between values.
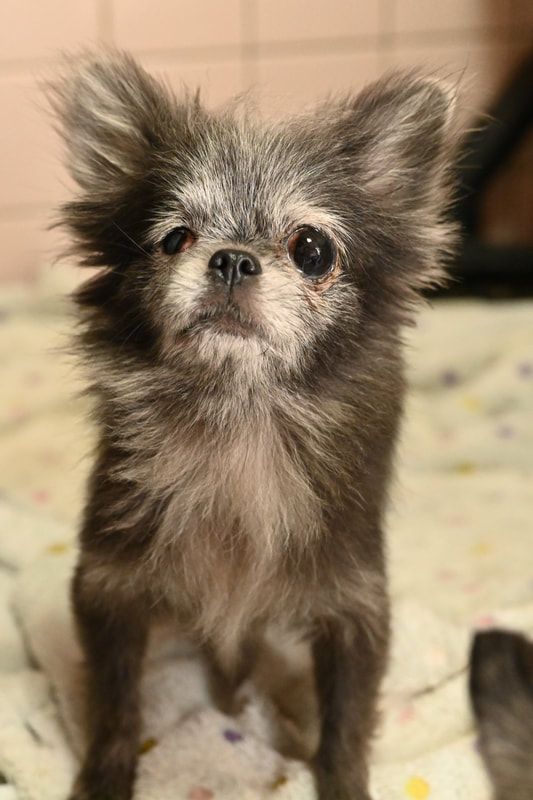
52, 52, 458, 800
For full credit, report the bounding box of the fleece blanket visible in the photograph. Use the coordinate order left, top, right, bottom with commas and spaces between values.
0, 266, 532, 800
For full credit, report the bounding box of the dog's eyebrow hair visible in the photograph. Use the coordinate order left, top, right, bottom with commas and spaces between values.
144, 181, 351, 246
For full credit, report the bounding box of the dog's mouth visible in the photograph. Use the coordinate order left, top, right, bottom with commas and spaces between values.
182, 305, 263, 339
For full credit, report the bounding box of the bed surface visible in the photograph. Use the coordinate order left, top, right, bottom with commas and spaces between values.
0, 268, 532, 799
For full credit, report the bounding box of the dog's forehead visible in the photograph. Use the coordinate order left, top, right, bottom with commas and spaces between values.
163, 120, 338, 242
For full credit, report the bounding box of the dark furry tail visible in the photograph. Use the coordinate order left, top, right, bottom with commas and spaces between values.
469, 629, 533, 800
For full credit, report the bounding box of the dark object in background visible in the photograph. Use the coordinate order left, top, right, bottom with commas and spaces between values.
445, 50, 533, 298
470, 629, 533, 800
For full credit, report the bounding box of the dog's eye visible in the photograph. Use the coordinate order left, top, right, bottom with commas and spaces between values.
287, 227, 335, 279
161, 227, 195, 255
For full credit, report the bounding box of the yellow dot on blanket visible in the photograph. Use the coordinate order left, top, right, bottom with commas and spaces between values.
471, 541, 491, 556
405, 775, 431, 799
270, 774, 289, 790
455, 461, 476, 475
138, 737, 158, 754
46, 541, 71, 554
461, 395, 482, 412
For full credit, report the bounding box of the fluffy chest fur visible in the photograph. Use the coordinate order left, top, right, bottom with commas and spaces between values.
86, 373, 384, 656
146, 410, 324, 625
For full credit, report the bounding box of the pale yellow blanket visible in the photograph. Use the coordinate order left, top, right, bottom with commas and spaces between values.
0, 266, 532, 800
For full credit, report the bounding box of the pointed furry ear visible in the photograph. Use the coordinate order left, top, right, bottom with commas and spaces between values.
49, 51, 175, 194
331, 71, 458, 206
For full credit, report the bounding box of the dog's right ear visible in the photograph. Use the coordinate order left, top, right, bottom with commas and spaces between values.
49, 52, 205, 271
49, 51, 178, 195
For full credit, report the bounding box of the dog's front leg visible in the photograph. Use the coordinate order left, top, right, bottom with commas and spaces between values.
312, 613, 388, 800
69, 564, 149, 800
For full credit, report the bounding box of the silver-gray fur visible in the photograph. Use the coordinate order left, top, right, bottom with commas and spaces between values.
50, 50, 460, 800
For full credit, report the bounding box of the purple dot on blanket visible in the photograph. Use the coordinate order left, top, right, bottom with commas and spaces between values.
441, 369, 459, 387
517, 361, 532, 379
223, 728, 243, 743
496, 423, 515, 439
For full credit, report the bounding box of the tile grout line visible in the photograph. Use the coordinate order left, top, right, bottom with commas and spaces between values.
241, 0, 259, 93
96, 0, 114, 46
378, 0, 395, 71
0, 27, 525, 79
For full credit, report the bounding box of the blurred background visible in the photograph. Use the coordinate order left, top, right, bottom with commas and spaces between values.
0, 0, 531, 289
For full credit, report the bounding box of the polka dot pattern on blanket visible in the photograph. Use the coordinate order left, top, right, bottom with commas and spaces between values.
1, 281, 532, 800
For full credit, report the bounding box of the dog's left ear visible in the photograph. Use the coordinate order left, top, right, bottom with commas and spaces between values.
330, 71, 458, 210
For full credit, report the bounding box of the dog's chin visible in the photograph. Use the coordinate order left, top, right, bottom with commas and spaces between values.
182, 307, 263, 341
200, 315, 257, 339
167, 305, 270, 369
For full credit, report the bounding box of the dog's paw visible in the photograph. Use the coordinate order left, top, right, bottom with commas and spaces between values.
313, 762, 373, 800
69, 761, 136, 800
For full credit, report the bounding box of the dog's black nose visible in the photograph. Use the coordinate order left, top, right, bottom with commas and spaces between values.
208, 249, 261, 286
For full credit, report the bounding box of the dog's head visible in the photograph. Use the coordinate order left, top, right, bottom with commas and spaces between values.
52, 53, 458, 380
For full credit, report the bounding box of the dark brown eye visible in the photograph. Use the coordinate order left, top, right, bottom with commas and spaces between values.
162, 227, 195, 255
287, 226, 335, 279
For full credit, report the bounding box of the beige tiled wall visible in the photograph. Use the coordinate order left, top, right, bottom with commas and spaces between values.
0, 0, 531, 282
